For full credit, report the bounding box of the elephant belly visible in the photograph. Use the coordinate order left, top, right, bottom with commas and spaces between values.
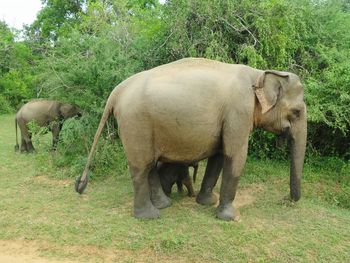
154, 123, 222, 163
115, 69, 226, 164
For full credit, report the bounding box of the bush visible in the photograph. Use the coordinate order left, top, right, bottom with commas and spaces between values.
52, 114, 127, 178
0, 95, 12, 114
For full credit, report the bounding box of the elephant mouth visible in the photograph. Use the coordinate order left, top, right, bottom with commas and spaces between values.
275, 126, 291, 147
277, 126, 290, 138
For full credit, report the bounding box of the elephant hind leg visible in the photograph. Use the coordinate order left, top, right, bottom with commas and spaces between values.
51, 121, 62, 150
17, 120, 34, 153
149, 168, 171, 209
129, 164, 160, 219
120, 118, 167, 217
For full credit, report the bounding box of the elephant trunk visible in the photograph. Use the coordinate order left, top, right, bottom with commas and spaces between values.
288, 110, 307, 201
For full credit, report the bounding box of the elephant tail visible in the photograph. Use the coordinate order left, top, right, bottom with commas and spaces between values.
75, 93, 116, 194
192, 163, 198, 183
15, 118, 19, 152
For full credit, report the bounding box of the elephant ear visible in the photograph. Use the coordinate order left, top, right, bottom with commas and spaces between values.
254, 70, 289, 114
59, 104, 73, 118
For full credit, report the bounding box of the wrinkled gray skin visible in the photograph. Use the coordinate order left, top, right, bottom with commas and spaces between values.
76, 58, 307, 221
15, 99, 81, 153
158, 162, 198, 197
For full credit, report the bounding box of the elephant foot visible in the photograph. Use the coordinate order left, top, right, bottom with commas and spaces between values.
134, 203, 160, 219
151, 191, 172, 209
187, 191, 196, 197
196, 191, 218, 205
27, 148, 35, 153
216, 204, 239, 221
20, 145, 27, 153
14, 145, 19, 152
27, 142, 35, 153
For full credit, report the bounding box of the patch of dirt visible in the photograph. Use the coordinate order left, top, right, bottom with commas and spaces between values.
174, 183, 263, 222
234, 183, 264, 209
0, 239, 204, 263
0, 240, 77, 263
230, 183, 263, 221
173, 183, 262, 210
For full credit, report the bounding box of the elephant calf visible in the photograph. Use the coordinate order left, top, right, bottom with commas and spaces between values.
15, 99, 81, 153
158, 162, 198, 197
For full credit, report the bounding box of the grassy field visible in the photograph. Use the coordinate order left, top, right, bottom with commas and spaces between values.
0, 114, 349, 262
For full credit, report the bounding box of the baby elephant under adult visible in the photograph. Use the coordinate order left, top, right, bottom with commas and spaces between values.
15, 99, 80, 153
158, 162, 198, 197
76, 58, 307, 221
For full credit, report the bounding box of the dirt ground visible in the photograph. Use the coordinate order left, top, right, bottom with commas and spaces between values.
0, 240, 77, 263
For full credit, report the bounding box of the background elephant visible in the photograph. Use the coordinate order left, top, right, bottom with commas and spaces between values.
158, 162, 198, 197
76, 58, 307, 221
15, 99, 81, 153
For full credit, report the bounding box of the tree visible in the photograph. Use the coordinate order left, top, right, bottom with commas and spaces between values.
27, 0, 86, 43
0, 21, 36, 112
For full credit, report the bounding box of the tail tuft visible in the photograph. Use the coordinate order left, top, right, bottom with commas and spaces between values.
75, 173, 89, 194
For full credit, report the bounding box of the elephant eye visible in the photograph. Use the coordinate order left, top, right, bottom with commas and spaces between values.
291, 109, 301, 118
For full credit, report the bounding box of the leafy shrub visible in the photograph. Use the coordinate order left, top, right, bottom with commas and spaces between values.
305, 156, 350, 209
53, 114, 128, 178
248, 130, 288, 160
0, 95, 12, 114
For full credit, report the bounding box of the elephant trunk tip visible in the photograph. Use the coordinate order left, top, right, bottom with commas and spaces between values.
75, 173, 89, 194
14, 144, 19, 152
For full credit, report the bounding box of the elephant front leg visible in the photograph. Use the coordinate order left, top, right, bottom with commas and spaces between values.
196, 154, 223, 205
149, 168, 171, 209
130, 165, 160, 219
182, 177, 196, 197
216, 144, 248, 221
176, 179, 183, 194
51, 122, 61, 150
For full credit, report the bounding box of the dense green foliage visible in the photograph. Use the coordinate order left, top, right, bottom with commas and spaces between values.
0, 22, 36, 112
0, 0, 349, 176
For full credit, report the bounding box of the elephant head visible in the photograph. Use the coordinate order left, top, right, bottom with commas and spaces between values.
59, 103, 81, 119
254, 71, 307, 201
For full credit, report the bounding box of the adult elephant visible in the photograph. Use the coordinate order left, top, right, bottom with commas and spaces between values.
75, 58, 307, 221
15, 99, 81, 153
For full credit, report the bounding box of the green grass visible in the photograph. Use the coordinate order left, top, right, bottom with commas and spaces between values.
1, 114, 349, 262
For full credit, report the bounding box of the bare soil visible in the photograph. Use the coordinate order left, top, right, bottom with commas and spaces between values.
0, 240, 77, 263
